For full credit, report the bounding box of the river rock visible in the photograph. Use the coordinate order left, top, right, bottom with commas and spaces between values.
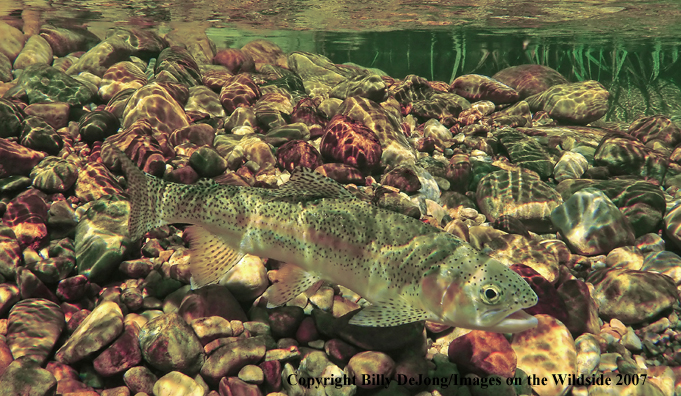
526, 80, 609, 125
2, 189, 49, 247
185, 85, 226, 118
219, 74, 261, 114
557, 279, 600, 336
153, 371, 205, 396
93, 322, 142, 376
241, 39, 288, 71
55, 301, 124, 364
492, 64, 569, 99
347, 351, 395, 390
155, 46, 202, 87
550, 187, 635, 255
557, 178, 664, 237
0, 359, 57, 396
7, 299, 64, 364
139, 312, 205, 375
13, 35, 53, 70
587, 268, 678, 324
338, 96, 415, 168
122, 83, 190, 135
98, 61, 147, 102
74, 161, 123, 202
39, 24, 100, 57
450, 74, 519, 104
276, 140, 323, 172
496, 128, 553, 179
0, 138, 46, 178
20, 116, 63, 155
448, 330, 516, 378
75, 195, 131, 282
594, 134, 667, 183
628, 114, 681, 147
200, 336, 267, 385
4, 64, 95, 106
476, 168, 562, 233
512, 315, 576, 396
30, 156, 78, 193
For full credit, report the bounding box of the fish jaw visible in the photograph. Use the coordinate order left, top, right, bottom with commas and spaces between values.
479, 310, 538, 333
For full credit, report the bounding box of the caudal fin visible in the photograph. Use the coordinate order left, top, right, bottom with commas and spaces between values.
115, 149, 167, 240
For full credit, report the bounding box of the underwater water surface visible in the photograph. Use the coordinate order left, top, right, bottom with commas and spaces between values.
2, 1, 681, 396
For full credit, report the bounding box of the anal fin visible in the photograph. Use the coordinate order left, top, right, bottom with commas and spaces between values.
263, 263, 321, 307
185, 225, 246, 289
348, 298, 431, 327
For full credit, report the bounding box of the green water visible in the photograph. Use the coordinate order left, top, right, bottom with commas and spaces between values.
4, 0, 681, 122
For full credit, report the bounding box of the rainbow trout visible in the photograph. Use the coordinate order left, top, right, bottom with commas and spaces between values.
118, 151, 538, 332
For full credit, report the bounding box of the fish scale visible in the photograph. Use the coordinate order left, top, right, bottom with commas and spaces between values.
117, 149, 538, 332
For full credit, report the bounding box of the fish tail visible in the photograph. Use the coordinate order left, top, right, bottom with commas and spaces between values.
116, 149, 168, 240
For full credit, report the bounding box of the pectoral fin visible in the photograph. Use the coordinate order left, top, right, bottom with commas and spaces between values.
185, 225, 246, 289
263, 263, 322, 307
348, 298, 431, 327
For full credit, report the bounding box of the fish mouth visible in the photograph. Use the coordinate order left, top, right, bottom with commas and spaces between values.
493, 310, 538, 333
481, 309, 538, 333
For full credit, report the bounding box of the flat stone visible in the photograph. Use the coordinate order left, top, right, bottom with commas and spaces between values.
7, 299, 64, 365
55, 301, 124, 364
138, 312, 205, 375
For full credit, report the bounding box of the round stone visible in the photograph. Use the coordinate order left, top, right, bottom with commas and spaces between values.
347, 351, 395, 390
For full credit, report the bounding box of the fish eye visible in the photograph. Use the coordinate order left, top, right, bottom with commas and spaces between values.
480, 284, 502, 304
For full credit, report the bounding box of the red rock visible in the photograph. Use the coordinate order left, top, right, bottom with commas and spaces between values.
448, 330, 517, 378
169, 123, 216, 147
56, 275, 90, 302
24, 102, 70, 130
219, 376, 263, 396
557, 278, 600, 336
93, 323, 142, 376
276, 140, 323, 172
291, 97, 323, 126
320, 114, 382, 171
510, 264, 569, 324
450, 74, 519, 104
213, 48, 255, 74
178, 285, 248, 323
101, 119, 171, 177
0, 138, 46, 178
295, 317, 319, 345
241, 39, 288, 71
492, 64, 568, 99
219, 74, 261, 114
628, 114, 681, 147
202, 68, 234, 90
381, 165, 422, 193
46, 361, 78, 381
324, 338, 360, 366
258, 360, 281, 392
2, 189, 48, 247
314, 163, 364, 185
0, 337, 11, 376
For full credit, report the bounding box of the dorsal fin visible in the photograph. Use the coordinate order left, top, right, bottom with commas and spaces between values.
348, 298, 431, 327
270, 167, 355, 201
